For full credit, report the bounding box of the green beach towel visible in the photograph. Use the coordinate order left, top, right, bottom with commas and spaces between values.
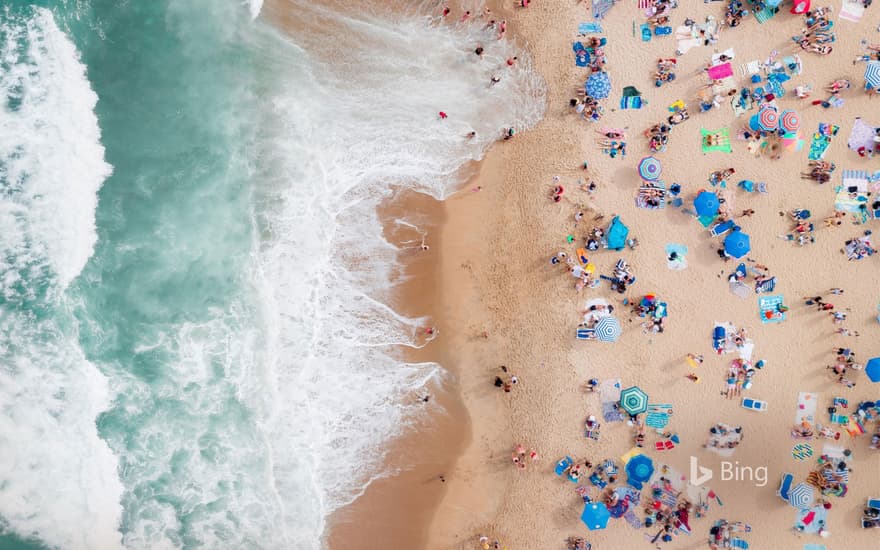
701, 128, 732, 153
754, 6, 777, 23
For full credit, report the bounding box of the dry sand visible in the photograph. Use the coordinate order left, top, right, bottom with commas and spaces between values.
426, 2, 880, 550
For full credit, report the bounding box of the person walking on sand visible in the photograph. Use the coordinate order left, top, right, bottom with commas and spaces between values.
686, 373, 700, 383
459, 10, 471, 22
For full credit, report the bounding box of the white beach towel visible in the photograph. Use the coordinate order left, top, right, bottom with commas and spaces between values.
839, 0, 865, 22
739, 60, 762, 76
712, 49, 735, 64
737, 341, 754, 362
795, 392, 819, 425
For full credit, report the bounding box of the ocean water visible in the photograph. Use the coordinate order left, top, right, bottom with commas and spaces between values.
0, 1, 544, 549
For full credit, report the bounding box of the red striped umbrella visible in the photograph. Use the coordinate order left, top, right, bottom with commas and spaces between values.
758, 107, 778, 131
780, 110, 800, 133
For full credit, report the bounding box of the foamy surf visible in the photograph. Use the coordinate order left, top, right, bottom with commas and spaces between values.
0, 6, 122, 550
0, 1, 545, 548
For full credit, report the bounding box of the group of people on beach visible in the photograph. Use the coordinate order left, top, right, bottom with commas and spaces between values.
792, 6, 836, 55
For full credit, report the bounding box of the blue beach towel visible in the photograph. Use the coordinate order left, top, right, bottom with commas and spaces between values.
620, 96, 643, 109
578, 22, 604, 34
555, 456, 574, 476
640, 23, 652, 42
592, 0, 616, 19
758, 295, 786, 324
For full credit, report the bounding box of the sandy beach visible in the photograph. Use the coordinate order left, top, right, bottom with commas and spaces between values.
423, 1, 880, 549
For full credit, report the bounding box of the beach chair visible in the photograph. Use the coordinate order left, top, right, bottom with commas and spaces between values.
777, 472, 794, 501
556, 456, 574, 476
754, 277, 776, 294
577, 327, 597, 340
709, 220, 737, 237
729, 538, 749, 549
867, 497, 880, 511
712, 325, 726, 351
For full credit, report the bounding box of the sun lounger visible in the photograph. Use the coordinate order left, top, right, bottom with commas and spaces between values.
777, 472, 794, 500
868, 497, 880, 510
709, 219, 738, 237
754, 277, 776, 294
741, 398, 768, 412
654, 26, 671, 36
556, 456, 573, 476
577, 327, 597, 340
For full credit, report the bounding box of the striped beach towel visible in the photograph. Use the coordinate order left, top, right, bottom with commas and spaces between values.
638, 0, 655, 8
754, 6, 777, 23
840, 0, 865, 22
646, 404, 672, 428
624, 509, 643, 528
792, 443, 813, 461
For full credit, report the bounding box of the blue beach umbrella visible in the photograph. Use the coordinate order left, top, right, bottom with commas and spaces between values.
788, 482, 814, 508
865, 62, 880, 89
585, 71, 612, 99
595, 316, 622, 342
866, 357, 880, 382
625, 454, 655, 488
693, 191, 720, 217
724, 230, 751, 258
619, 386, 649, 415
581, 502, 611, 530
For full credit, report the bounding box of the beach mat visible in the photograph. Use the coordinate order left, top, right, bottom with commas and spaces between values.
795, 392, 818, 425
701, 128, 732, 153
840, 0, 865, 22
754, 5, 777, 23
791, 443, 813, 461
578, 22, 604, 34
646, 403, 672, 428
592, 0, 617, 19
601, 379, 625, 422
758, 295, 786, 324
795, 506, 827, 534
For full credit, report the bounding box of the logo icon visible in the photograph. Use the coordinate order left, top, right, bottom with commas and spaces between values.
690, 456, 713, 486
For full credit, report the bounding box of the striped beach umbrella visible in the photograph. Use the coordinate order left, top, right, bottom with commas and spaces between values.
780, 110, 800, 133
619, 386, 649, 415
788, 482, 815, 508
595, 316, 622, 342
585, 71, 612, 99
638, 156, 662, 181
865, 62, 880, 89
758, 107, 778, 131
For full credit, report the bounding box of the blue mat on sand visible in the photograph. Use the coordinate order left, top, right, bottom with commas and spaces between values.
758, 295, 786, 324
579, 22, 603, 34
795, 506, 828, 534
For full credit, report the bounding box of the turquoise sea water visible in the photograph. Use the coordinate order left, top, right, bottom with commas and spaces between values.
0, 1, 543, 548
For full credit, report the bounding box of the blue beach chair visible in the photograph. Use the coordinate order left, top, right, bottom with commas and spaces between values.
777, 472, 794, 501
556, 456, 574, 476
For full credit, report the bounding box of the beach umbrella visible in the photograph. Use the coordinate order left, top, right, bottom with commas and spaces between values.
865, 62, 880, 90
780, 110, 800, 133
791, 0, 810, 14
788, 482, 815, 509
585, 71, 612, 99
866, 357, 880, 382
693, 191, 720, 217
638, 156, 662, 181
724, 230, 751, 258
757, 107, 778, 132
595, 316, 622, 342
619, 386, 649, 415
625, 454, 655, 487
581, 502, 611, 530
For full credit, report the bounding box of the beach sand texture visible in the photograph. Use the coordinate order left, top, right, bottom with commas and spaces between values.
427, 2, 880, 549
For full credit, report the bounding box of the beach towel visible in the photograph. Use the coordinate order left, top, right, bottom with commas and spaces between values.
758, 295, 786, 324
729, 539, 749, 549
707, 62, 733, 80
623, 509, 643, 529
601, 379, 625, 422
729, 281, 751, 299
796, 392, 818, 425
754, 5, 777, 23
792, 443, 813, 461
578, 22, 604, 34
637, 0, 655, 7
795, 506, 828, 534
808, 134, 832, 161
739, 60, 762, 76
665, 243, 687, 270
848, 118, 878, 152
803, 545, 826, 550
592, 0, 617, 19
635, 184, 667, 209
646, 403, 672, 428
839, 0, 865, 22
576, 53, 589, 67
701, 128, 732, 153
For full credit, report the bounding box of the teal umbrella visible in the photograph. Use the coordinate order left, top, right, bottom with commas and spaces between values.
619, 386, 649, 415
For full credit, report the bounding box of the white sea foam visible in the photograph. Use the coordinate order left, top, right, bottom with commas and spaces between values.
250, 5, 545, 546
246, 0, 263, 20
0, 7, 122, 550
